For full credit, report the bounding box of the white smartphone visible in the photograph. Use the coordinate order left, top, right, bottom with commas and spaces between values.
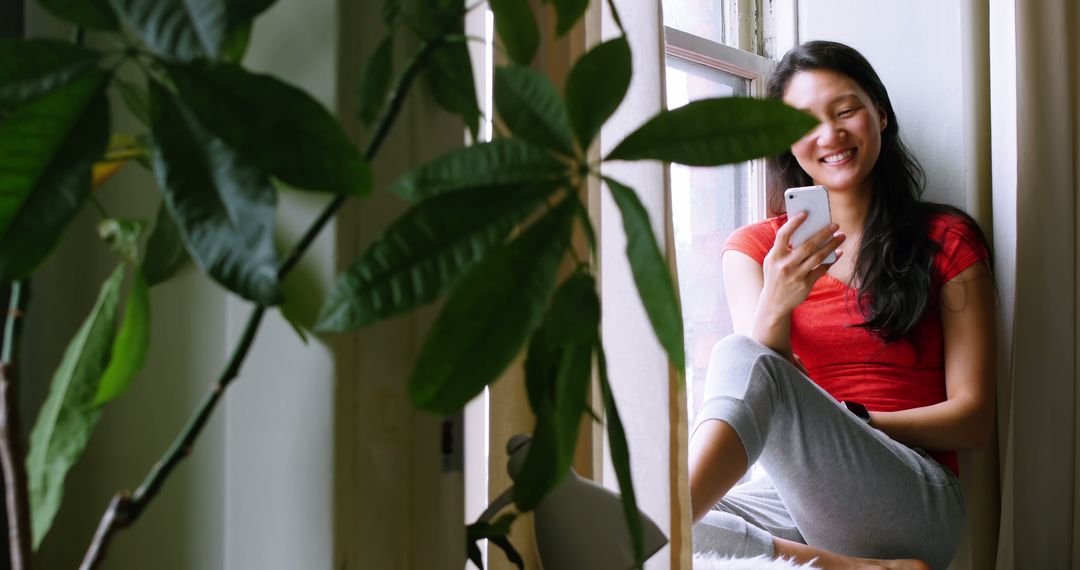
784, 185, 837, 264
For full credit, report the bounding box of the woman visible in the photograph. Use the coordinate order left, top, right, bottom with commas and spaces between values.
689, 41, 995, 570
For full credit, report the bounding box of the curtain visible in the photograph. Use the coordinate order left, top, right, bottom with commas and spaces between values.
991, 0, 1079, 566
599, 0, 690, 568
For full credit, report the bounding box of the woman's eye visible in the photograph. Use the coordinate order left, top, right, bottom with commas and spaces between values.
838, 109, 855, 117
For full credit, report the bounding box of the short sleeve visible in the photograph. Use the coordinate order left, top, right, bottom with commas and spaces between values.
722, 217, 784, 265
932, 214, 991, 283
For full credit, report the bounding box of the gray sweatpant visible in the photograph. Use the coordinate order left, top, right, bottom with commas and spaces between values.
691, 335, 965, 570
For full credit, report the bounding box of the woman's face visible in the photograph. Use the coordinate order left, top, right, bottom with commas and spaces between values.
782, 68, 887, 198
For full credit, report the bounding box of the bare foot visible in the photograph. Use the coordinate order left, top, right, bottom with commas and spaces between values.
833, 556, 931, 570
774, 538, 931, 570
870, 559, 931, 570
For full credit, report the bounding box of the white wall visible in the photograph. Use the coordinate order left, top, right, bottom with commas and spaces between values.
223, 0, 340, 567
798, 0, 968, 207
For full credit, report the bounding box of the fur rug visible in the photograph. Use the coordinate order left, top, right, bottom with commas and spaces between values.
693, 554, 820, 569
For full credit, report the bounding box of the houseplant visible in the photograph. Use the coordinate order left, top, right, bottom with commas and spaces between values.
0, 0, 816, 567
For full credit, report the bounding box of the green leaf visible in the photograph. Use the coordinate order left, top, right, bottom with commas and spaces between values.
94, 269, 151, 406
142, 201, 191, 287
606, 97, 819, 166
221, 21, 253, 64
110, 0, 227, 61
425, 39, 480, 140
221, 0, 275, 62
388, 139, 565, 203
603, 177, 684, 370
566, 36, 631, 150
166, 61, 373, 196
512, 412, 562, 511
516, 274, 598, 510
28, 264, 125, 548
382, 0, 400, 25
279, 306, 309, 345
542, 272, 600, 347
356, 35, 394, 126
517, 343, 593, 511
0, 70, 110, 283
315, 182, 558, 333
409, 200, 575, 414
411, 0, 461, 40
494, 66, 574, 156
549, 0, 589, 35
597, 344, 644, 567
113, 76, 150, 127
38, 0, 118, 30
524, 272, 601, 413
149, 79, 281, 305
0, 39, 101, 107
226, 0, 276, 27
489, 0, 539, 65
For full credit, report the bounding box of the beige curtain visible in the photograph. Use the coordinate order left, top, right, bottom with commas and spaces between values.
991, 0, 1080, 567
598, 1, 691, 568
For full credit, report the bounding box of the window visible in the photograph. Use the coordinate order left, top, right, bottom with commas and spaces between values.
663, 20, 773, 428
663, 0, 762, 53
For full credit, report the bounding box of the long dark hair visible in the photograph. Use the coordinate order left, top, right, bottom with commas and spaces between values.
766, 40, 989, 342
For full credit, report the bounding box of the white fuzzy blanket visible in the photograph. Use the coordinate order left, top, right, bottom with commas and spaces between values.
693, 554, 820, 569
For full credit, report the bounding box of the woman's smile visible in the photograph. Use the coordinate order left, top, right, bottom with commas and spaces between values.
820, 148, 856, 165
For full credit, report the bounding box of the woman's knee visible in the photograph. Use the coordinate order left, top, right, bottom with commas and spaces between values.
708, 335, 774, 370
704, 335, 784, 396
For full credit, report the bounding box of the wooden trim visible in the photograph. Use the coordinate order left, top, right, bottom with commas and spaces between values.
658, 8, 693, 569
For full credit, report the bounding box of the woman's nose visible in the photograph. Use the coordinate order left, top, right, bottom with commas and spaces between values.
815, 120, 845, 146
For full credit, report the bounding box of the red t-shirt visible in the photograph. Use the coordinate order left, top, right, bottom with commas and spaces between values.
723, 212, 990, 476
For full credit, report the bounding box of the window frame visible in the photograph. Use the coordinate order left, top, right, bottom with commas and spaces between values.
663, 24, 776, 254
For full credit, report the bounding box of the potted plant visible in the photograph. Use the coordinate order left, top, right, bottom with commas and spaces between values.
0, 0, 815, 567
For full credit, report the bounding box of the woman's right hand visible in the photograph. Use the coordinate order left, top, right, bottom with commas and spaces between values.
758, 212, 846, 319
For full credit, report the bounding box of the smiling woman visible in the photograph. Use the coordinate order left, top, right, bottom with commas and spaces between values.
688, 40, 996, 570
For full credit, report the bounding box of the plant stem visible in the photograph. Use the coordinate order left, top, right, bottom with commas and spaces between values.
0, 282, 32, 570
88, 196, 110, 219
606, 0, 626, 35
79, 31, 446, 570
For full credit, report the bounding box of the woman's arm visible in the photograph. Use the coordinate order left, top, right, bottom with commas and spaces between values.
867, 261, 997, 450
722, 214, 844, 359
721, 250, 766, 336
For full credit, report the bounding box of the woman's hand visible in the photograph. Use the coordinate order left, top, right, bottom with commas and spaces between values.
746, 212, 845, 355
759, 212, 845, 317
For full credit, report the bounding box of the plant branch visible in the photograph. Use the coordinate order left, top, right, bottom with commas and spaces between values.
278, 35, 437, 278
88, 196, 110, 219
606, 0, 625, 35
79, 30, 446, 570
0, 282, 32, 570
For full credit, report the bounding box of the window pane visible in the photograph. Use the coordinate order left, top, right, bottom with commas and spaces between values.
663, 0, 732, 48
666, 56, 754, 427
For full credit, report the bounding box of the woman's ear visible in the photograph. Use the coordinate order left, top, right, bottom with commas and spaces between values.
879, 107, 888, 132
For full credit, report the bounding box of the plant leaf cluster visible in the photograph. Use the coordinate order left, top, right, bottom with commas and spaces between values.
3, 0, 374, 548
0, 0, 817, 564
318, 2, 816, 565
